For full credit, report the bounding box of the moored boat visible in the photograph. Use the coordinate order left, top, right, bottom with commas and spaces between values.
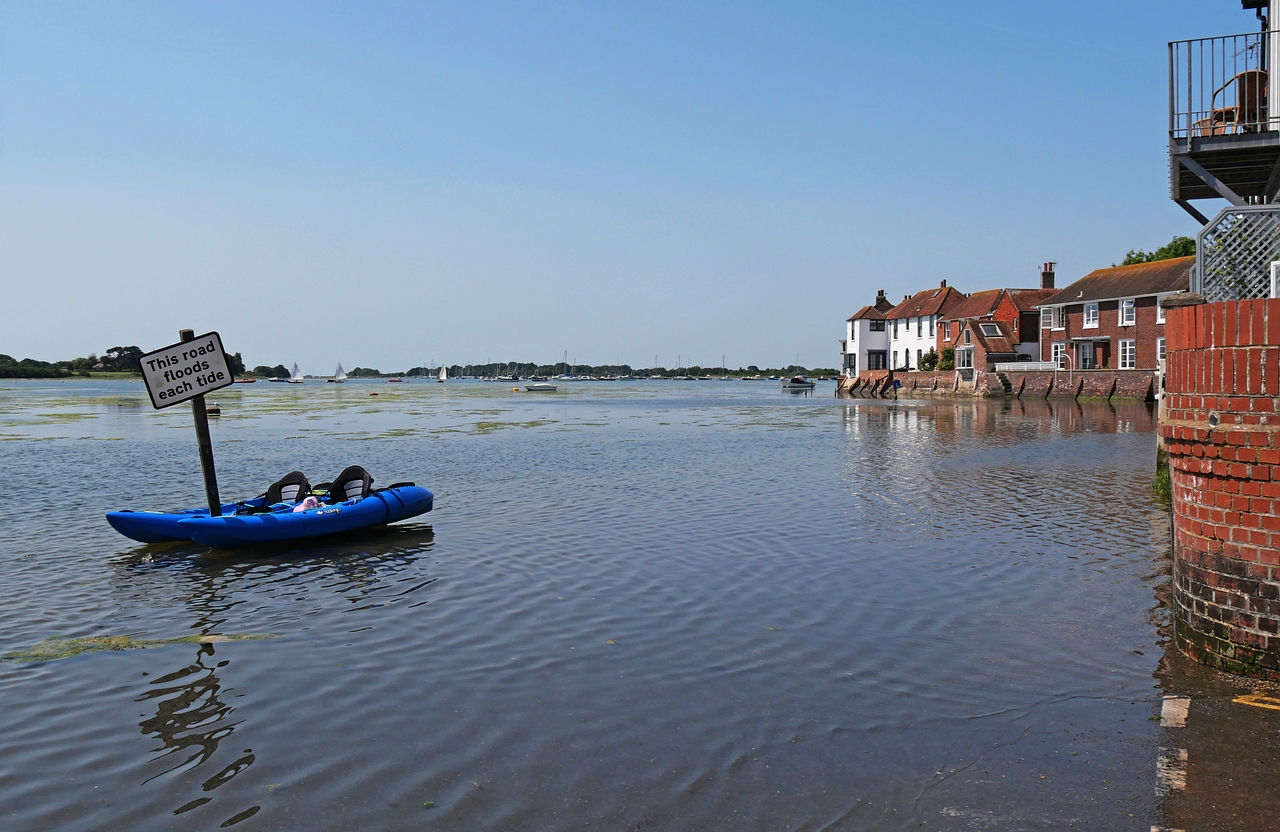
287, 363, 305, 384
781, 375, 816, 391
525, 382, 557, 392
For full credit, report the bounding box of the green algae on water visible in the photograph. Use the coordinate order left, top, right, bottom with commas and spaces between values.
3, 633, 279, 663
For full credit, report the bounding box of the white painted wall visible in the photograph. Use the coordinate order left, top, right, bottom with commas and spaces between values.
888, 314, 940, 370
844, 318, 889, 374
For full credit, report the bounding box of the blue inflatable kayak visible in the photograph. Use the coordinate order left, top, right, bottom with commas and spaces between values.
107, 484, 433, 549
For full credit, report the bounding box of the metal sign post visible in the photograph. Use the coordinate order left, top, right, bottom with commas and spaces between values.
138, 330, 235, 517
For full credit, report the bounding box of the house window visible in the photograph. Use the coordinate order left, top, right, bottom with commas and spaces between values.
916, 348, 922, 367
929, 316, 935, 337
956, 347, 974, 369
869, 320, 885, 332
916, 318, 922, 337
893, 319, 899, 338
1157, 297, 1167, 324
1052, 341, 1066, 368
892, 350, 898, 368
943, 321, 951, 341
1083, 302, 1099, 329
1157, 337, 1166, 364
1119, 298, 1135, 326
867, 351, 886, 371
1052, 306, 1066, 330
1041, 307, 1052, 329
963, 329, 972, 344
1012, 318, 1018, 332
979, 323, 1001, 337
1119, 338, 1136, 369
1078, 342, 1097, 370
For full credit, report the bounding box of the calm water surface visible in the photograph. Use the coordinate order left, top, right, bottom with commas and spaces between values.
0, 380, 1186, 829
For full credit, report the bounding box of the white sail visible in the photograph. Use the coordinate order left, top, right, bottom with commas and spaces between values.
335, 363, 347, 381
289, 362, 304, 383
438, 365, 447, 382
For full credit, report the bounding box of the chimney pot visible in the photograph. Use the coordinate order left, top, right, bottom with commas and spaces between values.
1040, 261, 1056, 290
940, 279, 947, 288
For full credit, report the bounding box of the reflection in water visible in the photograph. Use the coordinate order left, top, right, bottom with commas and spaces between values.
125, 526, 435, 826
139, 642, 259, 824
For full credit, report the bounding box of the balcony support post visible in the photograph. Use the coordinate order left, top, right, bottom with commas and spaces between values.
1175, 199, 1211, 225
1174, 154, 1248, 206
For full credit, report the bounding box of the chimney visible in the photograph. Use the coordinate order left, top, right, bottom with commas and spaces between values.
876, 289, 885, 302
1041, 262, 1056, 290
940, 279, 947, 288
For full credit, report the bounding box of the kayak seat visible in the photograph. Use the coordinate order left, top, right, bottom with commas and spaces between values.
328, 466, 374, 503
266, 471, 312, 505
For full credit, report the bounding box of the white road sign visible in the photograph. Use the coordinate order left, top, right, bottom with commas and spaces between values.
139, 331, 234, 409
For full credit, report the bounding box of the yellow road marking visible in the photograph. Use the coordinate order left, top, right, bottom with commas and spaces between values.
1233, 692, 1280, 711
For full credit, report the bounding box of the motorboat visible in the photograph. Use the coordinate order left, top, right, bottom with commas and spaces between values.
525, 382, 557, 392
782, 375, 816, 391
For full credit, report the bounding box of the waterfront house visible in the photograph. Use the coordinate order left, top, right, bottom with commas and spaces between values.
937, 264, 1059, 365
885, 281, 965, 370
1037, 257, 1190, 371
841, 289, 895, 376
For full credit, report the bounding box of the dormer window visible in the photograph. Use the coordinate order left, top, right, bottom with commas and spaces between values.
979, 323, 1000, 337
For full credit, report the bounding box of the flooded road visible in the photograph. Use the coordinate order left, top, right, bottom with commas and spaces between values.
0, 379, 1273, 830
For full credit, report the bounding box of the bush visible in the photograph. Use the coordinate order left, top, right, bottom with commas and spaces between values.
918, 349, 939, 371
938, 348, 955, 371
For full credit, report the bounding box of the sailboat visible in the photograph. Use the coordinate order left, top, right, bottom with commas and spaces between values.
438, 365, 447, 384
287, 363, 305, 384
328, 363, 347, 383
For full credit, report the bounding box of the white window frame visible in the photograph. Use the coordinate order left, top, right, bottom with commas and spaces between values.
1052, 306, 1066, 330
943, 321, 951, 341
893, 319, 899, 339
928, 316, 935, 337
1157, 337, 1166, 364
1041, 307, 1052, 330
892, 350, 898, 368
1119, 338, 1136, 369
1119, 298, 1135, 327
1156, 294, 1169, 324
1051, 341, 1066, 368
1083, 302, 1099, 329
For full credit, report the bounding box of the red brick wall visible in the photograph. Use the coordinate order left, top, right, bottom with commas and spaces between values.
1161, 299, 1280, 678
1039, 296, 1166, 369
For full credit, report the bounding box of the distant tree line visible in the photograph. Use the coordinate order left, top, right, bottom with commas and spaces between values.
3, 351, 837, 380
1, 347, 247, 379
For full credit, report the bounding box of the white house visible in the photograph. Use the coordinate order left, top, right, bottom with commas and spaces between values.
841, 290, 894, 376
886, 280, 966, 370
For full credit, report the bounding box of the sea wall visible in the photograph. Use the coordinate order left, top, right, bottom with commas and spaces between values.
1162, 298, 1280, 678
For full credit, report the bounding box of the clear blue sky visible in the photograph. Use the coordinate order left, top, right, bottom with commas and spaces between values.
0, 1, 1256, 371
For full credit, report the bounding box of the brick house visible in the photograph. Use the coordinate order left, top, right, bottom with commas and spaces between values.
1037, 257, 1191, 371
937, 286, 1058, 361
885, 280, 966, 370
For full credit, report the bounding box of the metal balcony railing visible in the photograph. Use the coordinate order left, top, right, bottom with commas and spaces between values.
1170, 31, 1274, 139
